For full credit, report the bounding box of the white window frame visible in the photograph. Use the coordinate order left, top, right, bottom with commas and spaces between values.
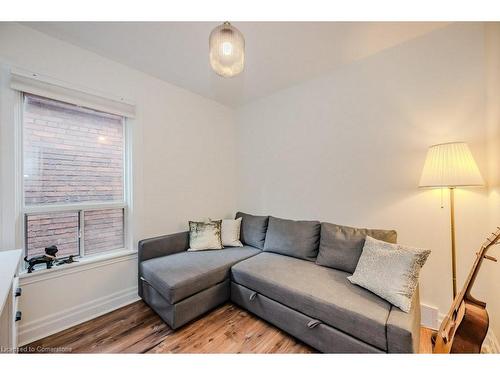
18, 93, 133, 264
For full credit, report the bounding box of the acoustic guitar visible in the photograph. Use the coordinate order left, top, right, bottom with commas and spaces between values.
433, 227, 500, 354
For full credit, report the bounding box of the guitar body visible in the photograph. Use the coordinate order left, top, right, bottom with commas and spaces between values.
450, 300, 489, 353
433, 299, 489, 354
433, 227, 498, 354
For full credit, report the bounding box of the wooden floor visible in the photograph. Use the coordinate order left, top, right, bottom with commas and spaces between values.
22, 301, 434, 353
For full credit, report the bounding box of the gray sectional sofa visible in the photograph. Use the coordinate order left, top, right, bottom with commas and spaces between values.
138, 212, 421, 353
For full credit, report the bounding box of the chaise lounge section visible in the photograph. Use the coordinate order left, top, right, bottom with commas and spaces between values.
138, 212, 421, 353
138, 231, 260, 329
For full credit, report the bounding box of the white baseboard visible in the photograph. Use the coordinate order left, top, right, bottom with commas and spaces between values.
420, 304, 439, 330
18, 286, 140, 347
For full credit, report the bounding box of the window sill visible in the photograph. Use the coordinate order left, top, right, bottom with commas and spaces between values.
19, 249, 137, 285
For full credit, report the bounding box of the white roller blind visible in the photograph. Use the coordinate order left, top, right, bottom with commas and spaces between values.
10, 68, 135, 118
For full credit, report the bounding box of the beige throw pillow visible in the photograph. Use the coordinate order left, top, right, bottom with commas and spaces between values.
221, 218, 243, 247
347, 236, 430, 313
188, 220, 223, 251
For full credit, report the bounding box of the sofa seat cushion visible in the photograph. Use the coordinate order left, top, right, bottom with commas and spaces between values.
141, 246, 260, 304
231, 252, 391, 350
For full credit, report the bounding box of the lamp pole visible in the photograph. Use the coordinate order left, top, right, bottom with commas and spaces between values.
449, 187, 457, 299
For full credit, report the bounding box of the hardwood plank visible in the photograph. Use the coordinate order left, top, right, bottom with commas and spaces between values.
22, 301, 434, 354
30, 301, 151, 350
121, 323, 173, 354
74, 314, 165, 353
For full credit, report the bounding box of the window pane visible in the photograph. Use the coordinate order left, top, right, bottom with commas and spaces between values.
26, 212, 79, 259
84, 209, 124, 255
23, 94, 124, 205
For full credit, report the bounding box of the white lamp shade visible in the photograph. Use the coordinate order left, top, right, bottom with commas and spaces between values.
209, 22, 245, 78
419, 142, 485, 188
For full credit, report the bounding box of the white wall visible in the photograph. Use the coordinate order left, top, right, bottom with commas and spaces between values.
235, 23, 496, 333
0, 23, 238, 344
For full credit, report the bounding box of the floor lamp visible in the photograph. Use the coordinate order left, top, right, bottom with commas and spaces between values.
419, 142, 485, 299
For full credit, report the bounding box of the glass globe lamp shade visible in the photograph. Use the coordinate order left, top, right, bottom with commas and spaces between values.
209, 22, 245, 78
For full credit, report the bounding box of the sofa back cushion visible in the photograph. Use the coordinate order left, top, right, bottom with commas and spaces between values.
235, 212, 269, 249
316, 222, 397, 273
263, 216, 321, 261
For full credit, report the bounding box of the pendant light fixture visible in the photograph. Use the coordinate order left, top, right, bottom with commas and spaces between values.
209, 22, 245, 78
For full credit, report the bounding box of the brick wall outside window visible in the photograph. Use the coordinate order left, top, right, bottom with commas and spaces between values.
23, 95, 124, 205
84, 209, 124, 256
26, 212, 79, 258
23, 94, 126, 260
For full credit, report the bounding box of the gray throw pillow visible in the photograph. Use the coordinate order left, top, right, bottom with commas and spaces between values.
263, 216, 321, 261
188, 220, 223, 251
235, 212, 269, 249
316, 222, 397, 273
348, 236, 431, 312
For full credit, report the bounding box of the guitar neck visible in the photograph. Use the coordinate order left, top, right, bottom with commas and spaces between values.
464, 251, 486, 299
447, 256, 478, 316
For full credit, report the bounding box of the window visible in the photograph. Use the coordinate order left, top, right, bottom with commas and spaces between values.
23, 94, 128, 261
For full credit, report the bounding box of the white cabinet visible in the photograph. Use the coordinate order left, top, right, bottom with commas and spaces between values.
0, 249, 23, 353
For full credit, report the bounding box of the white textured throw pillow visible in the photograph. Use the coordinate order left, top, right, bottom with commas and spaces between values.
188, 220, 223, 251
221, 218, 243, 247
347, 236, 430, 313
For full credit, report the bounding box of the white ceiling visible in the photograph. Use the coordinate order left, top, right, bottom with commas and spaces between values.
24, 22, 449, 107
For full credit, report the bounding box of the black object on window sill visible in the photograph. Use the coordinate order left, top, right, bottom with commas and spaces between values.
24, 245, 58, 273
56, 255, 78, 266
24, 246, 82, 273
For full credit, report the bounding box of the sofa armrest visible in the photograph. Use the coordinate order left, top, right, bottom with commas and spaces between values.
386, 287, 421, 353
138, 231, 189, 299
138, 231, 189, 263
